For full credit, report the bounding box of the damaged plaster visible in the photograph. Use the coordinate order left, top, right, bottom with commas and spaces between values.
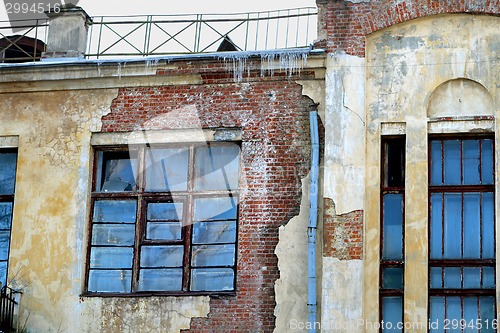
324, 52, 366, 216
320, 51, 366, 331
274, 76, 325, 332
362, 14, 500, 333
274, 176, 310, 333
0, 88, 211, 332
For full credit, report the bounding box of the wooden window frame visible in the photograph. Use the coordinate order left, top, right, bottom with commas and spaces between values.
428, 135, 496, 327
379, 136, 405, 330
84, 143, 240, 297
0, 148, 17, 288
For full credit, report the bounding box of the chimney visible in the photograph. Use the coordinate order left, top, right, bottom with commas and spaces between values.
42, 6, 92, 59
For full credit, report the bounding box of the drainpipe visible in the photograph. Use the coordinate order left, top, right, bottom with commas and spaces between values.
308, 110, 319, 332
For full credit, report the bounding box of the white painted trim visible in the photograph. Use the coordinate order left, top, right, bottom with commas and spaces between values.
91, 128, 242, 146
428, 119, 494, 134
0, 136, 19, 148
381, 122, 406, 136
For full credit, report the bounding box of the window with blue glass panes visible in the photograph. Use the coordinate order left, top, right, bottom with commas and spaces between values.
429, 137, 495, 333
86, 143, 240, 295
0, 150, 17, 288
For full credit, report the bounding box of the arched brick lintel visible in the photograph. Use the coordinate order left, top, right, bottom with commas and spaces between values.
316, 0, 500, 57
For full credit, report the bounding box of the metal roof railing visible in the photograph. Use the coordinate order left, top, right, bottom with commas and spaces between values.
85, 7, 318, 59
0, 7, 317, 63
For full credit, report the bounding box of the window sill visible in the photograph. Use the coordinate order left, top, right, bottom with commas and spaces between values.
80, 291, 237, 298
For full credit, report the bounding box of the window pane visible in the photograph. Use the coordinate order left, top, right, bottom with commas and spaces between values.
381, 297, 402, 333
463, 140, 480, 184
93, 200, 136, 223
382, 194, 403, 260
138, 268, 182, 291
140, 245, 183, 267
382, 267, 403, 289
99, 153, 137, 192
88, 269, 132, 293
0, 203, 12, 230
192, 221, 237, 244
191, 244, 235, 267
430, 193, 443, 259
444, 140, 460, 185
431, 140, 443, 185
91, 224, 135, 246
481, 139, 493, 184
463, 297, 479, 333
90, 247, 133, 269
0, 230, 10, 261
479, 296, 496, 333
444, 193, 462, 258
429, 296, 445, 333
444, 267, 461, 289
0, 261, 7, 287
482, 267, 495, 289
145, 148, 188, 192
430, 267, 443, 288
0, 153, 16, 195
195, 145, 240, 191
445, 297, 462, 331
463, 267, 481, 289
193, 197, 238, 221
463, 193, 480, 258
146, 222, 182, 241
147, 202, 183, 221
384, 139, 405, 187
190, 268, 234, 291
482, 192, 494, 259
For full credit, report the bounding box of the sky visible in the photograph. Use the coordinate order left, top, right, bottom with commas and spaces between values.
77, 0, 317, 17
0, 0, 317, 19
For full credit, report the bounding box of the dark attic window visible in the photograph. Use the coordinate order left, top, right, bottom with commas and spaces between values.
0, 35, 46, 63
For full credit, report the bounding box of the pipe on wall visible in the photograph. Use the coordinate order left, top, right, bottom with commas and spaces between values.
308, 110, 319, 332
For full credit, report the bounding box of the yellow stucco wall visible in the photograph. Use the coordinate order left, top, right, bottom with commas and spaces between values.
0, 88, 211, 332
363, 14, 500, 333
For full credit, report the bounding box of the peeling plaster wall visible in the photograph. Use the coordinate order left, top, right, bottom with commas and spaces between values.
323, 52, 366, 215
273, 76, 326, 333
0, 88, 210, 332
274, 176, 310, 333
320, 11, 500, 333
362, 14, 500, 332
321, 51, 366, 332
322, 258, 363, 332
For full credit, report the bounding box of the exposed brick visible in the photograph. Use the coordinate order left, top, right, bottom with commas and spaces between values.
314, 0, 500, 57
101, 59, 316, 333
323, 198, 363, 260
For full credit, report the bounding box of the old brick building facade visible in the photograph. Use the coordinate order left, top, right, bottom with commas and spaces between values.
0, 1, 498, 332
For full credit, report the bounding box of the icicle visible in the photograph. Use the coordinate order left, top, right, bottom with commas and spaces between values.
220, 53, 250, 83
145, 58, 161, 69
117, 62, 122, 79
259, 49, 308, 78
220, 48, 310, 83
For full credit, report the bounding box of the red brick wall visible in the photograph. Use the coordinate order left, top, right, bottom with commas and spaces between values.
101, 60, 315, 332
316, 0, 500, 56
323, 198, 363, 260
